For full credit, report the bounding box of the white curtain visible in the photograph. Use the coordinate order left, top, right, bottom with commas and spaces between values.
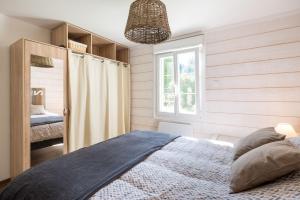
68, 51, 130, 152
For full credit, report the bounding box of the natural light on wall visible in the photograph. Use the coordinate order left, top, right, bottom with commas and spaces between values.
275, 123, 298, 138
154, 35, 203, 120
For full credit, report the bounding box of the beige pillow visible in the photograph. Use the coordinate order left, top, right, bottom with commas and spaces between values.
233, 127, 285, 160
230, 140, 300, 193
31, 104, 46, 115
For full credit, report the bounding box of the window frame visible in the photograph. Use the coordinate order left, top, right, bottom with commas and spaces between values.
155, 47, 203, 122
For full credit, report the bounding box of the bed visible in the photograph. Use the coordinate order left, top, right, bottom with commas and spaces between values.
92, 136, 300, 200
30, 87, 64, 150
30, 112, 64, 150
1, 131, 300, 200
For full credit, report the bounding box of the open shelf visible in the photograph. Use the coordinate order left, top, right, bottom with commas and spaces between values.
68, 25, 92, 53
51, 23, 129, 63
92, 35, 116, 60
116, 45, 129, 63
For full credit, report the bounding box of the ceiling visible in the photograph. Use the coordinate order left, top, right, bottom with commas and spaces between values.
0, 0, 299, 47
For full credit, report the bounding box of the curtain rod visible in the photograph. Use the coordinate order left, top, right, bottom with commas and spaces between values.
71, 51, 129, 67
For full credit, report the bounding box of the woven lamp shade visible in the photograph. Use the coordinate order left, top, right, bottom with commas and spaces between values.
125, 0, 171, 44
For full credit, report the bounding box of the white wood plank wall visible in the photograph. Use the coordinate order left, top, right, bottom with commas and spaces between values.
130, 12, 300, 139
31, 60, 64, 115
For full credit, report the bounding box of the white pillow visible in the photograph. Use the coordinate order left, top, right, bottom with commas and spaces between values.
31, 104, 46, 115
289, 137, 300, 148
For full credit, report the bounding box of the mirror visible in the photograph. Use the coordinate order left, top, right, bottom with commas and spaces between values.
30, 55, 64, 166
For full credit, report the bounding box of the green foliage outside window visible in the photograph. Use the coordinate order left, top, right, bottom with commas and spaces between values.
179, 63, 196, 113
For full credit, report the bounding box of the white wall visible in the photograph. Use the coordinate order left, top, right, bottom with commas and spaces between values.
31, 59, 64, 115
130, 12, 300, 142
0, 13, 50, 181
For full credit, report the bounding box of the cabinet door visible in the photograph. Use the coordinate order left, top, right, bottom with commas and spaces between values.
11, 40, 68, 178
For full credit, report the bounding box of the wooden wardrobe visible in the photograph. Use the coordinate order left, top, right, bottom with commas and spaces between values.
10, 39, 68, 178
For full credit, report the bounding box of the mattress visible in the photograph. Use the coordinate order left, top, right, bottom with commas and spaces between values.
30, 112, 64, 143
91, 136, 300, 200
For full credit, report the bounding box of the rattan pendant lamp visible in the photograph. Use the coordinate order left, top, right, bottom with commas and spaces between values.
124, 0, 171, 44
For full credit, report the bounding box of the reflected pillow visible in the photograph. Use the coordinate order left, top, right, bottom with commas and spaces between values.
31, 104, 45, 115
233, 127, 285, 160
289, 136, 300, 148
230, 140, 300, 193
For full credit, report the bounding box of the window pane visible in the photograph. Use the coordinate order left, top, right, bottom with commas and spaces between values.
159, 56, 175, 113
180, 94, 196, 113
178, 51, 196, 114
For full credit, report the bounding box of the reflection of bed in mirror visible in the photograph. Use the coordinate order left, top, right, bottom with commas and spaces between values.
30, 88, 64, 150
30, 53, 65, 167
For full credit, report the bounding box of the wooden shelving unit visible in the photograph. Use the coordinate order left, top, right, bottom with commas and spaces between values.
51, 23, 129, 63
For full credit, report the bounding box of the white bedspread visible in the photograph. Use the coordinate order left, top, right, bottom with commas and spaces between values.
91, 136, 300, 200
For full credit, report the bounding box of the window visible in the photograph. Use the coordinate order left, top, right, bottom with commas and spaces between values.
156, 48, 201, 119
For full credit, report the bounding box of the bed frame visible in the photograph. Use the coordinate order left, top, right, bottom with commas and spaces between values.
31, 138, 63, 150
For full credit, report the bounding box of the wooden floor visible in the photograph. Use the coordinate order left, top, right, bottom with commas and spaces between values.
0, 178, 10, 192
31, 144, 64, 166
0, 144, 63, 192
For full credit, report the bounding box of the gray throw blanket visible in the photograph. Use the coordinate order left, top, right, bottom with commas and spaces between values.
0, 131, 178, 200
30, 115, 64, 127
